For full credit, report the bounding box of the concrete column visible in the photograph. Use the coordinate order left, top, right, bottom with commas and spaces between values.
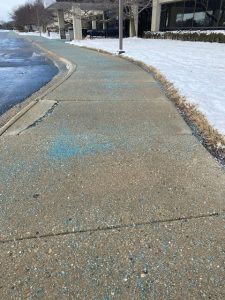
129, 5, 139, 37
151, 0, 161, 32
129, 19, 134, 37
72, 4, 82, 40
57, 9, 66, 39
92, 20, 97, 30
133, 5, 139, 36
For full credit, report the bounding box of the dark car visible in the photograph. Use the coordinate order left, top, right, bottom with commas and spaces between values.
87, 28, 120, 38
86, 29, 107, 38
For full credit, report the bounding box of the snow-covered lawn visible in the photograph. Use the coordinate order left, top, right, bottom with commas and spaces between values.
69, 37, 225, 137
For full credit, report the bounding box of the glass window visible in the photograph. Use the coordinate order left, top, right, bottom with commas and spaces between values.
175, 1, 185, 28
159, 0, 225, 30
183, 1, 195, 28
167, 3, 179, 28
193, 0, 207, 27
218, 0, 225, 27
160, 1, 186, 30
160, 4, 170, 30
206, 0, 222, 27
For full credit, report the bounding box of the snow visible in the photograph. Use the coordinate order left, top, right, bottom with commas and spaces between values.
17, 31, 61, 39
146, 30, 225, 35
69, 37, 225, 136
175, 30, 225, 35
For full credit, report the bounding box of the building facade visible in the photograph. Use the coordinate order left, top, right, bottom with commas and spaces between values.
45, 1, 225, 39
152, 0, 225, 31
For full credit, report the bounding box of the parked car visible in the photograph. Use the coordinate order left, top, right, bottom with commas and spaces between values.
86, 29, 107, 38
86, 28, 120, 38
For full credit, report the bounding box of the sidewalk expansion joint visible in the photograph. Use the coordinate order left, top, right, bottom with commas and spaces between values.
0, 212, 220, 244
53, 99, 169, 102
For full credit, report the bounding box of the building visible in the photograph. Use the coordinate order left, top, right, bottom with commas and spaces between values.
44, 0, 225, 40
44, 0, 116, 39
152, 0, 225, 31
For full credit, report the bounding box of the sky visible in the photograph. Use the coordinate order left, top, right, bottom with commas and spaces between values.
0, 0, 33, 22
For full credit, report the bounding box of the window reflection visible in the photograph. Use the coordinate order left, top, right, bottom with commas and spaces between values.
206, 0, 222, 27
193, 1, 207, 27
183, 1, 195, 28
160, 0, 225, 30
219, 0, 225, 26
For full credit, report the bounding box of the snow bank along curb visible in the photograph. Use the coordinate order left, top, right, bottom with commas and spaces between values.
74, 44, 225, 164
0, 40, 76, 136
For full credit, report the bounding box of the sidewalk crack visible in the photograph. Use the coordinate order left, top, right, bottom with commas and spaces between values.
0, 212, 221, 244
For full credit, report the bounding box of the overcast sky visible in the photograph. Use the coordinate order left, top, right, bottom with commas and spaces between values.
0, 0, 33, 22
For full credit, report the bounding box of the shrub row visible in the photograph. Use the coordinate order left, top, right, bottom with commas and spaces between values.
144, 31, 225, 43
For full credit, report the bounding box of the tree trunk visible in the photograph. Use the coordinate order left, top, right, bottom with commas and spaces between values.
129, 17, 136, 37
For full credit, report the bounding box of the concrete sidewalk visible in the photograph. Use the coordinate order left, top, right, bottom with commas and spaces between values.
0, 37, 225, 299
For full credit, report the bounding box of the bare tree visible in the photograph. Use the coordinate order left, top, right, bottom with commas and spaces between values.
84, 0, 152, 36
11, 0, 54, 32
76, 0, 152, 35
124, 0, 152, 36
43, 0, 151, 35
0, 21, 14, 30
34, 0, 55, 32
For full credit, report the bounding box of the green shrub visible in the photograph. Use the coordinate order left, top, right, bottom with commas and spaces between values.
144, 31, 225, 43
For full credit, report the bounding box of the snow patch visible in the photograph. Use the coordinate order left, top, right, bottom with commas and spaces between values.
31, 52, 42, 58
17, 31, 61, 40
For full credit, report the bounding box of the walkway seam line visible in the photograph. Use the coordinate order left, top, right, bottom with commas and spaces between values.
0, 212, 220, 244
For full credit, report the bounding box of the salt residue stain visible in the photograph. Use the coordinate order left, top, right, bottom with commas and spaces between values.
49, 130, 115, 160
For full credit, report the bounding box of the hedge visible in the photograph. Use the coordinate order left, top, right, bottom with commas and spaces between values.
144, 31, 225, 43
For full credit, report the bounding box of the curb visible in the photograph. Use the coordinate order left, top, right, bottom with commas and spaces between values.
30, 40, 76, 100
0, 38, 76, 136
0, 101, 37, 136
